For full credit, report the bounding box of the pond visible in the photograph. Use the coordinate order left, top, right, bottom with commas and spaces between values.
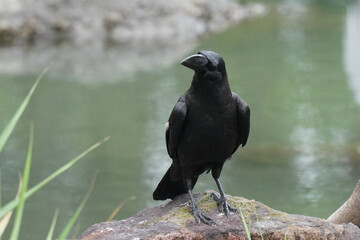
1, 1, 360, 239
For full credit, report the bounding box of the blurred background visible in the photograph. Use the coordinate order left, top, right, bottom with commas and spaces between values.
1, 0, 360, 239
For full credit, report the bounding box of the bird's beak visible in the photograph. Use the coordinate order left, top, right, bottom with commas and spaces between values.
180, 54, 208, 70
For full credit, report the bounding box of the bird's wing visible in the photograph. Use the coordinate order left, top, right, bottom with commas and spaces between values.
166, 95, 187, 159
232, 92, 250, 154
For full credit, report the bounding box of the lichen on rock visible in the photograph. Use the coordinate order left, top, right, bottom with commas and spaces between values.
79, 190, 360, 240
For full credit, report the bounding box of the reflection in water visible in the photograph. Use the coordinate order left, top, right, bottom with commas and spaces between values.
142, 76, 178, 206
344, 0, 360, 105
291, 126, 322, 202
278, 1, 355, 204
278, 1, 322, 202
0, 43, 196, 85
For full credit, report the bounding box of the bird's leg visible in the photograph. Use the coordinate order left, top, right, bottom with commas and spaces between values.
185, 178, 215, 225
211, 167, 239, 216
212, 178, 238, 215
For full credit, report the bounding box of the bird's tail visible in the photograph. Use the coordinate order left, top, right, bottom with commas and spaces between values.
153, 165, 198, 200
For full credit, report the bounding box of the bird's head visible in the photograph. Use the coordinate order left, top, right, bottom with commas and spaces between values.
180, 50, 227, 82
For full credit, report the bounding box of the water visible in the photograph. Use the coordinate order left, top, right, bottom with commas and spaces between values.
1, 1, 360, 239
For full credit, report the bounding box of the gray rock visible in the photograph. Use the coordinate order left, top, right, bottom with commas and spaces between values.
0, 0, 266, 46
0, 0, 266, 84
79, 191, 360, 240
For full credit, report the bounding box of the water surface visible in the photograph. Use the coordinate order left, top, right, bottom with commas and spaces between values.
1, 1, 360, 239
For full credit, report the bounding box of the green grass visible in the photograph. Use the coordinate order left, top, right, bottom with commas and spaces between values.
0, 136, 109, 221
58, 172, 97, 240
240, 208, 288, 240
9, 124, 34, 240
239, 209, 252, 240
45, 209, 59, 240
0, 68, 109, 239
255, 210, 264, 240
0, 66, 48, 153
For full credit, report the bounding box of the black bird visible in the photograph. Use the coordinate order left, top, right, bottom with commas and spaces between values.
153, 50, 250, 225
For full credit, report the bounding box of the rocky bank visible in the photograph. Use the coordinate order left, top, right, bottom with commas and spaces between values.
0, 0, 266, 83
79, 191, 360, 240
0, 0, 265, 46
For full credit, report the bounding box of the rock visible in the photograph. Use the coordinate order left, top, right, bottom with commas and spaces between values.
22, 18, 37, 42
0, 0, 267, 83
79, 191, 360, 240
0, 21, 17, 45
52, 19, 70, 33
103, 12, 124, 31
0, 0, 265, 47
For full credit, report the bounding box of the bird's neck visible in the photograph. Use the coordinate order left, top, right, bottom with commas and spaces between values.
189, 75, 232, 101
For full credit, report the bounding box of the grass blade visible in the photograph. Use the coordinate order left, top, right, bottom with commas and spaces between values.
0, 136, 110, 220
240, 209, 251, 240
0, 67, 49, 154
45, 209, 59, 240
107, 196, 136, 221
58, 172, 98, 240
0, 174, 22, 238
0, 212, 11, 238
9, 124, 34, 240
255, 210, 264, 240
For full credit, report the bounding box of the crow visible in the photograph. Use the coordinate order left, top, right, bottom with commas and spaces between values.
153, 50, 250, 225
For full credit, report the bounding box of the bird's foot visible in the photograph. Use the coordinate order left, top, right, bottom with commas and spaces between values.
211, 192, 239, 216
192, 206, 216, 225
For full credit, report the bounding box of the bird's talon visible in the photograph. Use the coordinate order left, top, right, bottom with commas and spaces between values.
211, 192, 220, 202
212, 194, 238, 216
192, 208, 216, 225
228, 205, 239, 214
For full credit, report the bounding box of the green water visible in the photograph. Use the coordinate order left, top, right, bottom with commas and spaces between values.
1, 2, 360, 239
